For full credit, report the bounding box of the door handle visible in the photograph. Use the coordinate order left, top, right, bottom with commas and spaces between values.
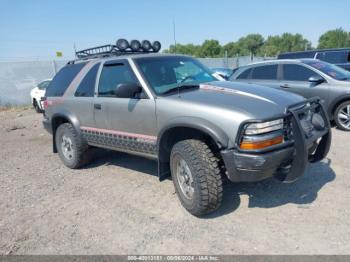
280, 84, 289, 88
94, 103, 101, 110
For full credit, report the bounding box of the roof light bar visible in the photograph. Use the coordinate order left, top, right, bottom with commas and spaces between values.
75, 38, 162, 59
130, 40, 141, 51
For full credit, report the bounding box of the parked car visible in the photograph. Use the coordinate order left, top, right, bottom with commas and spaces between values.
210, 67, 235, 79
42, 39, 331, 216
230, 59, 350, 131
30, 79, 51, 113
278, 48, 350, 71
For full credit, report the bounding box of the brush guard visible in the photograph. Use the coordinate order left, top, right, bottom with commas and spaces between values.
275, 97, 332, 182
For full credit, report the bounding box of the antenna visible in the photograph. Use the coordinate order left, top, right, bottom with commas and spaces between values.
173, 20, 177, 54
74, 43, 77, 58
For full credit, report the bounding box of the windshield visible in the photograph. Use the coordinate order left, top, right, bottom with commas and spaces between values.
304, 60, 350, 81
135, 56, 217, 95
38, 80, 51, 90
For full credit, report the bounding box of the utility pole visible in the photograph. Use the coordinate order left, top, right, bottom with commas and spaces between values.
173, 20, 177, 54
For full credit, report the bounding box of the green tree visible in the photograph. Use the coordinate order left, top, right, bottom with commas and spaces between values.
237, 34, 265, 59
222, 41, 243, 57
318, 28, 350, 49
260, 33, 311, 56
197, 40, 222, 57
163, 43, 201, 56
259, 35, 281, 56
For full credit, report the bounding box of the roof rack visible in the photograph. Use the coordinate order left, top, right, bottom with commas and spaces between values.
71, 39, 162, 63
75, 44, 157, 59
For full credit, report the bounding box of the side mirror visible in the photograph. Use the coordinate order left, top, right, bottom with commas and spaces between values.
115, 82, 142, 98
308, 75, 324, 85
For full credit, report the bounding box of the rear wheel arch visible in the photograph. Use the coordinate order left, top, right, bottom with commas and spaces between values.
51, 112, 81, 153
157, 119, 230, 180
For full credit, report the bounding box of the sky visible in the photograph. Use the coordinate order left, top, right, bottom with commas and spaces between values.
0, 0, 349, 60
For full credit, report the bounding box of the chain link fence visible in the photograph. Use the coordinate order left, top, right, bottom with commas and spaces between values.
0, 56, 271, 106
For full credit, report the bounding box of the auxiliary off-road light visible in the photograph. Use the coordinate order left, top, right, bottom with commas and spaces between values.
116, 39, 129, 50
142, 40, 152, 51
152, 41, 161, 52
130, 40, 141, 51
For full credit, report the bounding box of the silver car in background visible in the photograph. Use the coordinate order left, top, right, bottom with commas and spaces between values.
230, 59, 350, 131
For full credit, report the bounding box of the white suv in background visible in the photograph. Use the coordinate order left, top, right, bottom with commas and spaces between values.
30, 79, 51, 113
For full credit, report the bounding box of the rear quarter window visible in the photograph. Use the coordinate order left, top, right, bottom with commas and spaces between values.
251, 64, 278, 80
75, 63, 100, 97
46, 63, 87, 97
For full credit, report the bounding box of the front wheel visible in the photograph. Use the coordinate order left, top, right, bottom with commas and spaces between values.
334, 101, 350, 131
170, 139, 223, 216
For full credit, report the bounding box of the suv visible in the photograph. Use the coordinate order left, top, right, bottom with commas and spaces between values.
278, 48, 350, 71
42, 39, 331, 216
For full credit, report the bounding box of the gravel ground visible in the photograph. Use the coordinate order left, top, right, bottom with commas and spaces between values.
0, 108, 349, 255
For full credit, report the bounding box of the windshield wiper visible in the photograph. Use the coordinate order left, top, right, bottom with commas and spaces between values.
162, 84, 199, 95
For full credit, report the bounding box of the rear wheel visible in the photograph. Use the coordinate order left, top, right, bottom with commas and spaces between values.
334, 101, 350, 131
55, 123, 89, 168
33, 99, 42, 113
170, 139, 223, 216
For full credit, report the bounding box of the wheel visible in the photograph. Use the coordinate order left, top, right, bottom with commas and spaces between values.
334, 101, 350, 131
55, 123, 89, 168
33, 99, 42, 113
170, 139, 223, 216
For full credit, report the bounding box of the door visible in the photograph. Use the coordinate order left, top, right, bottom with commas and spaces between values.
88, 59, 157, 155
248, 64, 281, 89
235, 64, 281, 89
279, 63, 329, 102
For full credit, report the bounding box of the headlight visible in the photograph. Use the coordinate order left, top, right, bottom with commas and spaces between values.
245, 119, 284, 135
240, 119, 284, 150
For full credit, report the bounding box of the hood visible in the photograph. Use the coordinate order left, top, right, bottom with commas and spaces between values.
162, 81, 305, 119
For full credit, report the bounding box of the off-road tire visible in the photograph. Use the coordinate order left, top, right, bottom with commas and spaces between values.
334, 101, 350, 131
170, 139, 223, 216
55, 123, 89, 169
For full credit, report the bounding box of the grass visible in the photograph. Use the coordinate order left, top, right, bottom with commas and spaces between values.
0, 104, 32, 112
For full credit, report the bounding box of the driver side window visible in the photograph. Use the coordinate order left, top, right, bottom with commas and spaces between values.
282, 64, 317, 81
98, 61, 139, 97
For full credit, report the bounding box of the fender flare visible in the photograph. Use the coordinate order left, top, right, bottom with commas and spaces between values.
157, 116, 231, 150
51, 110, 81, 152
157, 116, 231, 180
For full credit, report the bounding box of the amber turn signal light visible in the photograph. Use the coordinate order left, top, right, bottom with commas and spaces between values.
240, 135, 284, 150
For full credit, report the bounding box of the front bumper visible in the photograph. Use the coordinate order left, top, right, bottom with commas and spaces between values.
222, 97, 332, 183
